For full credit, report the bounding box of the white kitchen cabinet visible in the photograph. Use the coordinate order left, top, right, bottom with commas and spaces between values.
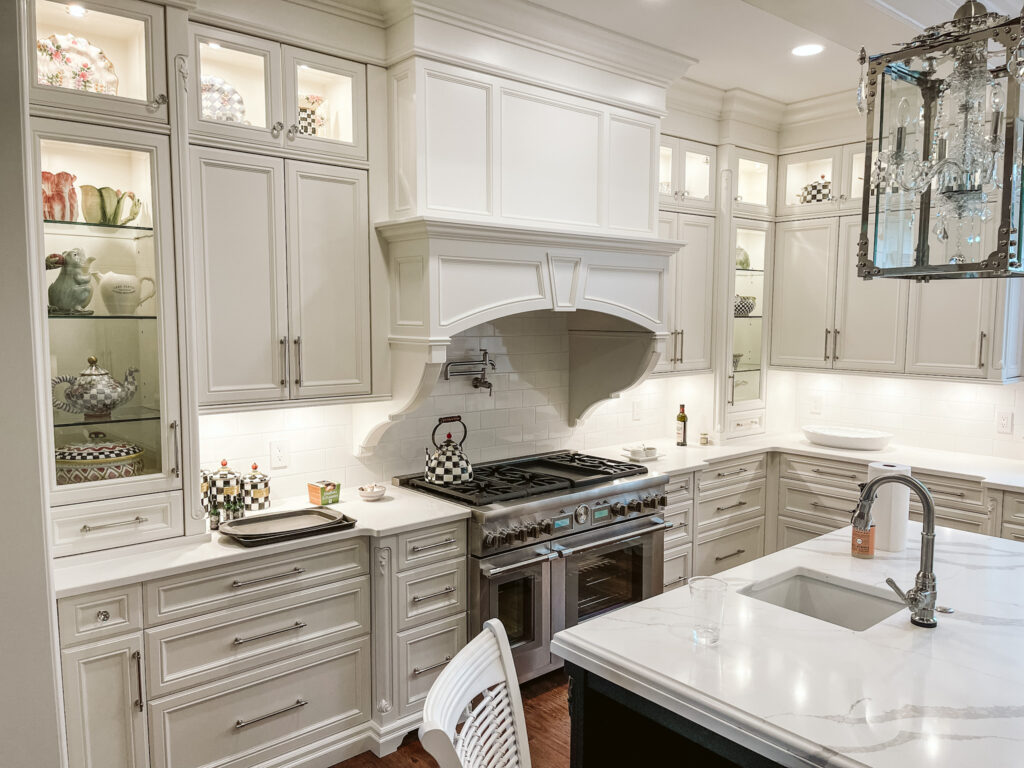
658, 136, 716, 212
655, 211, 715, 373
724, 145, 775, 219
905, 271, 993, 378
187, 25, 367, 162
839, 143, 867, 212
61, 634, 148, 768
191, 147, 371, 405
726, 218, 772, 424
777, 146, 843, 218
776, 514, 837, 550
29, 0, 169, 125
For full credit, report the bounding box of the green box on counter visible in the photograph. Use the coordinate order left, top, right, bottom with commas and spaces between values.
307, 480, 340, 506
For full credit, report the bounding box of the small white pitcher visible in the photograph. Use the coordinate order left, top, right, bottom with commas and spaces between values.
93, 271, 156, 316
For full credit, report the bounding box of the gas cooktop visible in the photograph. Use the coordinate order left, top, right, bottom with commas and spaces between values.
394, 451, 647, 507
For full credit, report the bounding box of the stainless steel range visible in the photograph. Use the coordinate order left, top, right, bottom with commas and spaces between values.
395, 451, 671, 682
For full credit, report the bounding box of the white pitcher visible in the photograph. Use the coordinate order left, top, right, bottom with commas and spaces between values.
92, 271, 156, 316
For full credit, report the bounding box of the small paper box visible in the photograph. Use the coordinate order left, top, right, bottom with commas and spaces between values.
308, 480, 340, 506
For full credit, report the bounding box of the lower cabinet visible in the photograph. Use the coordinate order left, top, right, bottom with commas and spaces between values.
61, 634, 149, 768
663, 543, 692, 590
396, 614, 467, 718
695, 516, 765, 576
661, 471, 694, 589
693, 461, 767, 577
776, 514, 839, 550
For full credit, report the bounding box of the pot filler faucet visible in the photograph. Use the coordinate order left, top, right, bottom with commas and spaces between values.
852, 474, 952, 628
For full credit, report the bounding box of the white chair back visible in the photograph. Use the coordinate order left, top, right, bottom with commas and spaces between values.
418, 619, 532, 768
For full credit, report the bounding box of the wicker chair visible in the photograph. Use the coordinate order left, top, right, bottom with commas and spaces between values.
418, 619, 532, 768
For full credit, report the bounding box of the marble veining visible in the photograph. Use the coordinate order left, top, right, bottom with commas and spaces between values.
551, 524, 1024, 768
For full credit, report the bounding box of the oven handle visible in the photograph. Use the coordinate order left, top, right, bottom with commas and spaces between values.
479, 551, 558, 578
551, 517, 673, 558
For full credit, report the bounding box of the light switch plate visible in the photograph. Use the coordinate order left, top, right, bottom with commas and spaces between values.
270, 440, 290, 469
997, 409, 1013, 435
809, 393, 823, 415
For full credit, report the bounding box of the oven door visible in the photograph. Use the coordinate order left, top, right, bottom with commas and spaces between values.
552, 515, 670, 630
470, 545, 556, 682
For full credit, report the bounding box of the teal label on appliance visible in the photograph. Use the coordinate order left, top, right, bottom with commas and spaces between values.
553, 516, 572, 530
592, 507, 610, 521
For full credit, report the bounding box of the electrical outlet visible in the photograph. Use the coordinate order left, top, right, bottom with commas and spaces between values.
270, 440, 290, 469
996, 409, 1014, 435
632, 401, 642, 421
809, 393, 823, 415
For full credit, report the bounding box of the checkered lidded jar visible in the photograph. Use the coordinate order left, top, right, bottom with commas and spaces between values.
798, 174, 832, 204
210, 459, 240, 510
241, 462, 270, 512
200, 468, 211, 514
424, 415, 474, 486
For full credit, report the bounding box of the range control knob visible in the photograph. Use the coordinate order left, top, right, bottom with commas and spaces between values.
483, 531, 498, 549
527, 522, 540, 538
574, 504, 591, 524
498, 528, 513, 545
627, 499, 643, 513
643, 495, 658, 509
610, 502, 627, 517
513, 525, 528, 542
540, 520, 553, 535
657, 494, 669, 508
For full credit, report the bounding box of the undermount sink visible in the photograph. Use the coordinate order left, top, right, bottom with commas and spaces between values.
738, 568, 904, 631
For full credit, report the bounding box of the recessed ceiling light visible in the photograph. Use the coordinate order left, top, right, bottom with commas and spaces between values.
792, 43, 824, 57
66, 4, 87, 16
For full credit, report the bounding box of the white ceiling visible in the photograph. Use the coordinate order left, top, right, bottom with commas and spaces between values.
525, 0, 1022, 104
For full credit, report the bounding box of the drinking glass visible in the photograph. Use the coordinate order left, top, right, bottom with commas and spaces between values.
689, 576, 727, 645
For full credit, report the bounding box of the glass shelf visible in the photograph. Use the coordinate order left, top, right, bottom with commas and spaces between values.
735, 269, 764, 274
53, 405, 161, 429
734, 315, 764, 320
44, 219, 153, 240
733, 364, 762, 373
49, 314, 158, 321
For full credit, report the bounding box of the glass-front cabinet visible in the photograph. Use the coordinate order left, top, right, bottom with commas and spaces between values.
732, 148, 775, 218
33, 118, 182, 509
29, 0, 168, 123
777, 146, 843, 217
658, 136, 716, 211
840, 143, 867, 212
188, 25, 367, 161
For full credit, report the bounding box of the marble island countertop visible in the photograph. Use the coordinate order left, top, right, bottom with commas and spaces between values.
52, 485, 468, 598
551, 523, 1024, 768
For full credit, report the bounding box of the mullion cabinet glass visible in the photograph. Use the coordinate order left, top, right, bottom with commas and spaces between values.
33, 118, 181, 504
728, 220, 770, 414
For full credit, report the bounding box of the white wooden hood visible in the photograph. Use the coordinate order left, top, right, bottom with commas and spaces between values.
354, 217, 681, 455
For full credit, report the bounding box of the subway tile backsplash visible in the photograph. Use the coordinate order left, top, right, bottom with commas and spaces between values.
199, 311, 717, 498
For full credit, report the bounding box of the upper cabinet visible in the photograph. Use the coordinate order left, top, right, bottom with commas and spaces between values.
187, 25, 367, 163
726, 147, 775, 219
28, 0, 168, 124
776, 146, 844, 218
727, 219, 771, 418
839, 143, 867, 212
659, 136, 716, 212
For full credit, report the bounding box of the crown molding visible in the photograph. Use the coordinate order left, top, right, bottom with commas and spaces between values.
665, 79, 725, 121
783, 89, 859, 126
283, 0, 386, 26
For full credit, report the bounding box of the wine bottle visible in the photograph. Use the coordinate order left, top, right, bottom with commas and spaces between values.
676, 404, 688, 446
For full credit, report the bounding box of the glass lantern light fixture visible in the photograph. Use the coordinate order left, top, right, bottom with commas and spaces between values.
857, 1, 1024, 281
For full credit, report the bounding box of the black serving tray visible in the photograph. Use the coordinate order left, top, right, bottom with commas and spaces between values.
218, 507, 357, 547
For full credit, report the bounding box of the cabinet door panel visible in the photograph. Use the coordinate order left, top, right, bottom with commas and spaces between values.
677, 214, 715, 370
653, 212, 678, 373
286, 162, 371, 398
191, 148, 288, 404
770, 219, 839, 368
62, 635, 147, 768
834, 216, 908, 372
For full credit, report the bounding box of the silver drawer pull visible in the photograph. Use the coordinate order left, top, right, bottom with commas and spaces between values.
811, 468, 857, 479
132, 650, 143, 712
715, 548, 746, 562
81, 516, 148, 533
716, 467, 748, 478
930, 488, 967, 498
231, 567, 305, 589
235, 698, 307, 729
811, 501, 853, 514
413, 655, 452, 676
412, 585, 455, 603
411, 537, 456, 553
233, 621, 307, 645
665, 575, 688, 586
96, 610, 110, 622
715, 500, 746, 512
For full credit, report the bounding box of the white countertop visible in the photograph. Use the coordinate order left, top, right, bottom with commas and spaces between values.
52, 485, 468, 598
551, 523, 1024, 768
590, 432, 1024, 490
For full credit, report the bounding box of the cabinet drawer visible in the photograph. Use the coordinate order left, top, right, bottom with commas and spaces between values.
52, 493, 183, 557
1002, 492, 1024, 524
909, 471, 984, 511
778, 480, 857, 525
779, 454, 866, 490
396, 613, 467, 718
663, 500, 691, 545
145, 577, 369, 698
148, 638, 370, 768
698, 455, 766, 492
697, 483, 765, 528
663, 542, 691, 590
58, 584, 143, 648
1002, 522, 1024, 542
695, 517, 765, 576
397, 521, 467, 571
910, 506, 990, 535
665, 471, 693, 499
144, 539, 368, 625
396, 557, 467, 631
776, 514, 843, 551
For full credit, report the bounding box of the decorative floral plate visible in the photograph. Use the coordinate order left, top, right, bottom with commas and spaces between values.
37, 33, 118, 95
201, 75, 247, 123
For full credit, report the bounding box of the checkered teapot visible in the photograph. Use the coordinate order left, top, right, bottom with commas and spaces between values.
424, 415, 474, 486
52, 356, 138, 420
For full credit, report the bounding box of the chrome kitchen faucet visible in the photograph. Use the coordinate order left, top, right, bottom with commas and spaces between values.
852, 475, 952, 628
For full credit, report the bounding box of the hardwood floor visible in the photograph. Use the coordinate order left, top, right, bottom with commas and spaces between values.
333, 670, 570, 768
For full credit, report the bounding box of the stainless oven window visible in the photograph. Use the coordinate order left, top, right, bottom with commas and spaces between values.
497, 574, 536, 647
571, 542, 646, 622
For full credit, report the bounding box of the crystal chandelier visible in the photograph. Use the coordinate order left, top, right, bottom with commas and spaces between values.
857, 1, 1024, 280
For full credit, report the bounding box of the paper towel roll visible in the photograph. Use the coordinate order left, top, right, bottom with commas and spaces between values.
868, 462, 911, 552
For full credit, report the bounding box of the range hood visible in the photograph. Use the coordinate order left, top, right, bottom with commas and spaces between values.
354, 216, 681, 456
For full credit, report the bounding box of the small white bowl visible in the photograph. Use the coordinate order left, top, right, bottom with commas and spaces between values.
358, 483, 387, 501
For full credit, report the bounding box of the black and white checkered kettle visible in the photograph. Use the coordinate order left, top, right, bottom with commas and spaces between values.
424, 415, 474, 486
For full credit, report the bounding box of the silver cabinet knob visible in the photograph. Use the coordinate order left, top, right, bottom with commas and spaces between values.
287, 123, 299, 139
271, 121, 285, 137
96, 610, 110, 622
148, 93, 168, 109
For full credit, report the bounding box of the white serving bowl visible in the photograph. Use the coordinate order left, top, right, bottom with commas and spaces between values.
802, 425, 893, 451
358, 483, 388, 501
